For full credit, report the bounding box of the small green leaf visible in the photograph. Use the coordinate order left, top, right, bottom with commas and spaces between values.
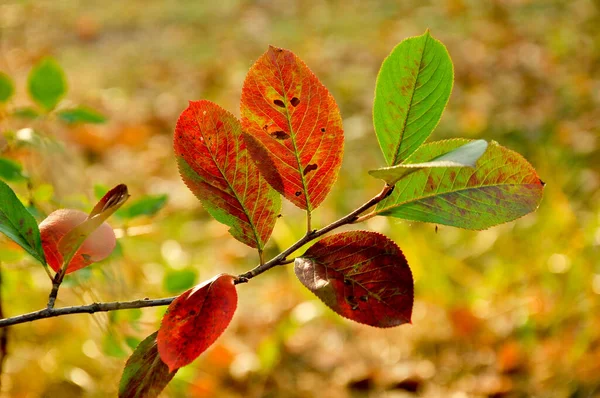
369, 140, 488, 185
374, 139, 545, 229
0, 157, 27, 182
12, 107, 41, 119
163, 269, 197, 294
373, 30, 453, 165
27, 57, 67, 111
0, 72, 15, 103
0, 180, 46, 265
57, 106, 106, 124
119, 331, 176, 398
120, 194, 168, 219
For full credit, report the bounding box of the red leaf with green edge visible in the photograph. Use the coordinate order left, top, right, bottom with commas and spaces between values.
174, 100, 280, 250
294, 231, 413, 328
240, 45, 344, 211
157, 274, 237, 372
119, 331, 176, 398
374, 139, 545, 229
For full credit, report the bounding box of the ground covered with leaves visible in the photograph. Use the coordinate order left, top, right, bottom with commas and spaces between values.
0, 1, 599, 397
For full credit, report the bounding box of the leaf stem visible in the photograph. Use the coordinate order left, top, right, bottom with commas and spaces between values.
236, 184, 394, 282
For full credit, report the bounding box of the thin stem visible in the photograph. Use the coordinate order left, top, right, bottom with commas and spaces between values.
0, 297, 176, 328
0, 184, 394, 329
353, 211, 377, 224
306, 210, 312, 234
236, 184, 394, 282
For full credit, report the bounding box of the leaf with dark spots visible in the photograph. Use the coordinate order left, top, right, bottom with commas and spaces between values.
241, 45, 344, 210
373, 30, 453, 165
270, 131, 290, 140
0, 180, 46, 265
294, 231, 413, 328
303, 163, 318, 176
119, 331, 176, 398
374, 139, 545, 229
157, 274, 238, 372
174, 100, 280, 250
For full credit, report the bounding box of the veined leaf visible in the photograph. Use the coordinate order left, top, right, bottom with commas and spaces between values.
373, 30, 453, 165
241, 45, 344, 211
174, 100, 280, 250
295, 231, 413, 328
0, 180, 46, 265
57, 106, 106, 124
119, 331, 177, 398
374, 139, 545, 229
0, 72, 14, 103
369, 140, 488, 185
27, 57, 67, 111
157, 274, 238, 372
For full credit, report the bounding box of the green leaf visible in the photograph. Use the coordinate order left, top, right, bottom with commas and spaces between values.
12, 107, 41, 119
0, 180, 46, 265
120, 194, 168, 219
0, 157, 27, 182
373, 30, 453, 165
374, 139, 545, 229
163, 269, 197, 294
27, 57, 67, 111
369, 140, 488, 185
57, 106, 106, 124
0, 72, 15, 103
119, 331, 177, 398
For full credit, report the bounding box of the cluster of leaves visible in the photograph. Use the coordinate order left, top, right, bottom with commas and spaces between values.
0, 30, 543, 397
0, 57, 105, 124
119, 31, 543, 397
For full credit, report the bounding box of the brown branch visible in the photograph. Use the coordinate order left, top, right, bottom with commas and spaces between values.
0, 297, 176, 328
0, 184, 394, 329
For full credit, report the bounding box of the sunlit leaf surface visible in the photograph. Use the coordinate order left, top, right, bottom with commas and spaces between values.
241, 46, 344, 210
295, 231, 413, 328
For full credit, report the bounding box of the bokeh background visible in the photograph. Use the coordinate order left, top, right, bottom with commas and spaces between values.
1, 0, 599, 397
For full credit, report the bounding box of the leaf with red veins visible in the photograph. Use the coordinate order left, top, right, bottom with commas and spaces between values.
241, 45, 344, 211
174, 100, 280, 250
157, 274, 237, 372
295, 231, 413, 328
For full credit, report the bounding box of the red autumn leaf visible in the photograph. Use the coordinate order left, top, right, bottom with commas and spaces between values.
119, 331, 176, 398
240, 45, 344, 211
294, 231, 413, 327
174, 100, 280, 250
39, 209, 116, 274
157, 274, 237, 372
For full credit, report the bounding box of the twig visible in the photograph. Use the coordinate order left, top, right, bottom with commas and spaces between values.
0, 184, 394, 328
0, 297, 176, 328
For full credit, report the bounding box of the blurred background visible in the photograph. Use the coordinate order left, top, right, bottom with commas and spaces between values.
0, 0, 599, 397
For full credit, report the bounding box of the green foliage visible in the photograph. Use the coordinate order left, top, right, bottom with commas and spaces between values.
374, 140, 543, 229
373, 31, 453, 165
0, 71, 15, 103
0, 157, 27, 182
27, 57, 67, 111
120, 194, 168, 219
163, 269, 197, 294
0, 180, 46, 265
57, 106, 106, 124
